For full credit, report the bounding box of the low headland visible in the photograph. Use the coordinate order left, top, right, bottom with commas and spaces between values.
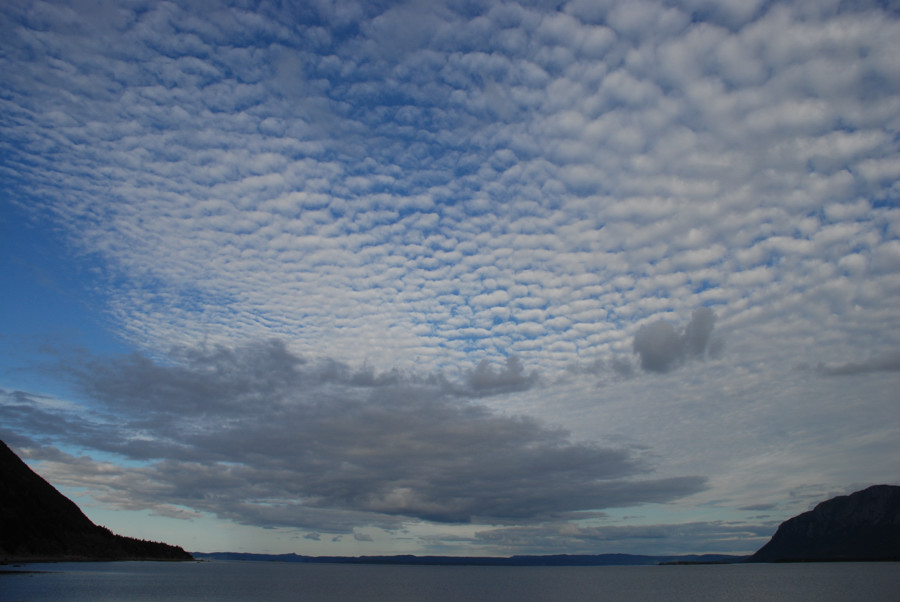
0, 440, 192, 563
747, 484, 900, 563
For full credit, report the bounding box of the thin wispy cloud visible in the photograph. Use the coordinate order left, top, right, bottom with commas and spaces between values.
817, 351, 900, 376
1, 0, 898, 555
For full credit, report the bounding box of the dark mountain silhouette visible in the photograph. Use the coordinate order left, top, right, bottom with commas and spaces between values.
0, 440, 192, 562
749, 484, 900, 562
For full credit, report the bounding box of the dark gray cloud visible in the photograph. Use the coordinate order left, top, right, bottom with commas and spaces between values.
465, 355, 537, 396
353, 530, 374, 542
633, 308, 720, 373
609, 356, 636, 378
633, 321, 683, 373
565, 356, 636, 380
2, 340, 705, 533
683, 307, 716, 358
472, 518, 776, 555
817, 350, 900, 376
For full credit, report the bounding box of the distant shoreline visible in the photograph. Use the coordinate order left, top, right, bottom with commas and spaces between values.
190, 552, 749, 567
6, 553, 898, 568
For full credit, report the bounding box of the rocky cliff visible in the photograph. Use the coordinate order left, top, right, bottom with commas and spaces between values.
0, 440, 192, 562
749, 485, 900, 562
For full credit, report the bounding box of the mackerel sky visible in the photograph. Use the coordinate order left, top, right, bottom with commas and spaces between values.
1, 0, 899, 556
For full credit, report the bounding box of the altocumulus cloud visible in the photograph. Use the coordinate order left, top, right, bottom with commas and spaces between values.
3, 0, 898, 381
0, 340, 704, 533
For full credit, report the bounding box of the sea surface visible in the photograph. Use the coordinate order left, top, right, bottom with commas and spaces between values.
2, 559, 899, 601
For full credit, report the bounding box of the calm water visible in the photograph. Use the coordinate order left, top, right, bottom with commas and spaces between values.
2, 560, 899, 601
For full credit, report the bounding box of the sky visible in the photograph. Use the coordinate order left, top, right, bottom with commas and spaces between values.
1, 0, 899, 557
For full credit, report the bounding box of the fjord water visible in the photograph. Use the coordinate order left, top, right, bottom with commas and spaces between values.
2, 560, 899, 601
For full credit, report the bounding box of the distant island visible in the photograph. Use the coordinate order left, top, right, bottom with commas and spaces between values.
2, 437, 897, 565
0, 440, 192, 563
748, 484, 900, 563
191, 551, 744, 566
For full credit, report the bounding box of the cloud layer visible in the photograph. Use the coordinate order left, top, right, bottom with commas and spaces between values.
0, 340, 703, 532
2, 0, 898, 378
1, 0, 899, 555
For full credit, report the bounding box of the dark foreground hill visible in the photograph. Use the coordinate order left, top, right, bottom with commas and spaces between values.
0, 440, 192, 562
749, 484, 900, 562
